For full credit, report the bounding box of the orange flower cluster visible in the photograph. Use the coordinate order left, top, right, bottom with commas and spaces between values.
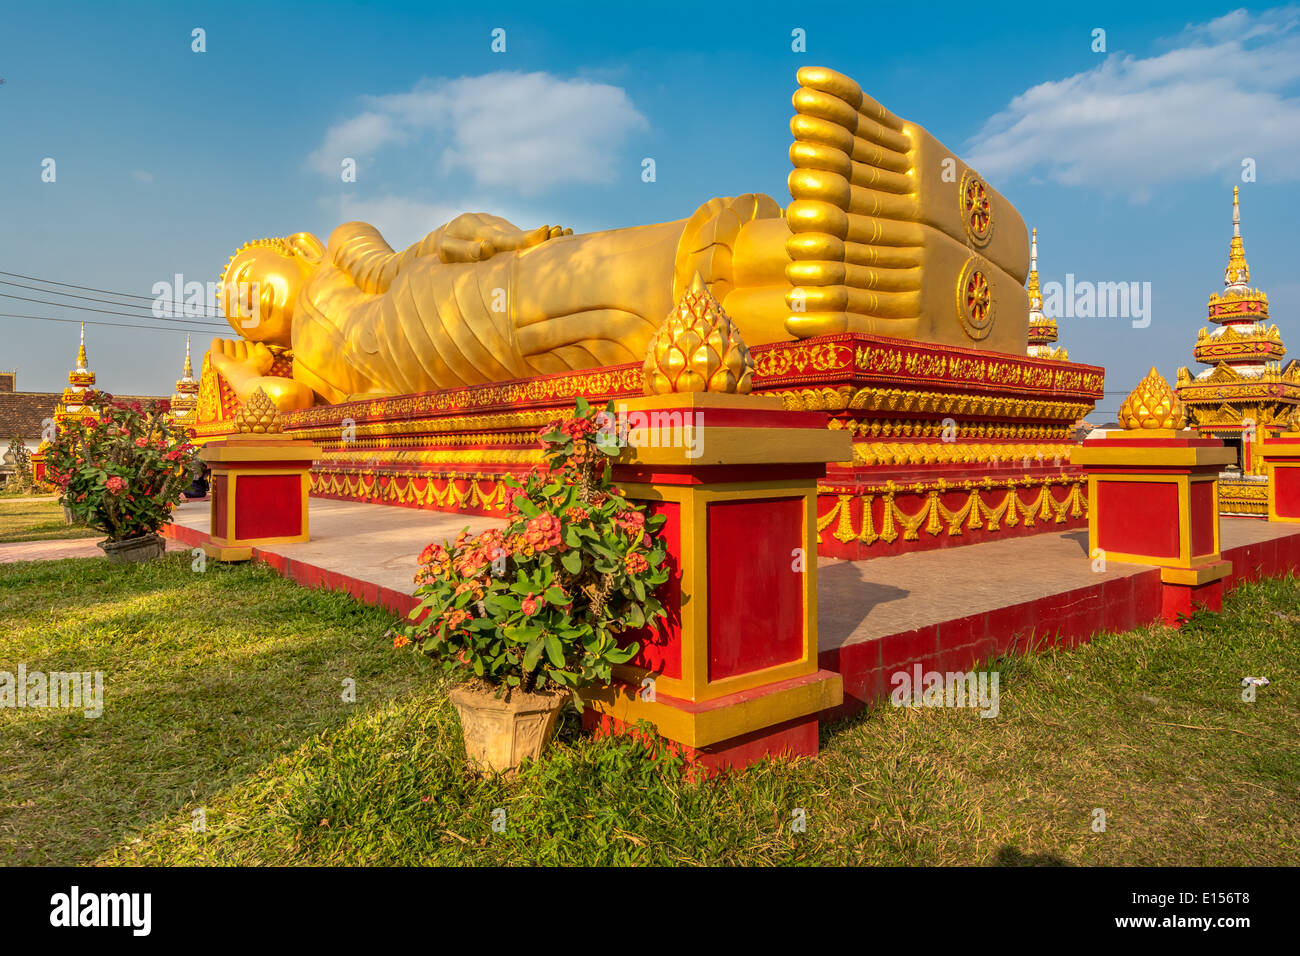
522, 513, 564, 552
614, 510, 645, 534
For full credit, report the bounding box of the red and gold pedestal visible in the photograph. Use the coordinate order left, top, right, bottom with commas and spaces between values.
577, 392, 848, 773
1260, 432, 1300, 522
199, 436, 321, 561
1074, 430, 1235, 625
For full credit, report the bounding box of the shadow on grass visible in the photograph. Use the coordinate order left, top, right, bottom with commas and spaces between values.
993, 845, 1071, 866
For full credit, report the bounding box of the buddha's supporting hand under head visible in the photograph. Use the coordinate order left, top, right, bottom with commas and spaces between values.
207, 338, 316, 412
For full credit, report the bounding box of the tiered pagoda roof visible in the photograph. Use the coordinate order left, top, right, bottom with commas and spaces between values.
170, 335, 200, 425
1177, 188, 1300, 411
1176, 188, 1300, 516
53, 323, 102, 429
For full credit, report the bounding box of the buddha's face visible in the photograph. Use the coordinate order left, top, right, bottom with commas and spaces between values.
220, 234, 323, 346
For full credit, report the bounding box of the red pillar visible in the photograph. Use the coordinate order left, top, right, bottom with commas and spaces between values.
1075, 430, 1234, 625
578, 393, 848, 773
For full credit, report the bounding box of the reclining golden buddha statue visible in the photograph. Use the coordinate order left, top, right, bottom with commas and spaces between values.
210, 66, 1031, 412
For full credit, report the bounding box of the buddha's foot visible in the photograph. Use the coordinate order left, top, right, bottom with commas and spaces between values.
782, 66, 1030, 354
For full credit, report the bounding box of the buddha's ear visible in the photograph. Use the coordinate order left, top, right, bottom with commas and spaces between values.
286, 232, 325, 264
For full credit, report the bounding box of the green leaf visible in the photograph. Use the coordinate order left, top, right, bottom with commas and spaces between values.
544, 634, 565, 667
606, 644, 638, 664
590, 543, 620, 562
561, 550, 583, 575
523, 637, 545, 671
544, 586, 568, 605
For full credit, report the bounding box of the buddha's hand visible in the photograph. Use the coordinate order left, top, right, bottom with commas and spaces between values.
436, 212, 573, 263
207, 338, 314, 411
783, 67, 1030, 353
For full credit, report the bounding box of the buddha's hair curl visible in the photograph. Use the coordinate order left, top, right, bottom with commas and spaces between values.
219, 234, 324, 283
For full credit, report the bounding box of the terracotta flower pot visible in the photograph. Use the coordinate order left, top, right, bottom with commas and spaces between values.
448, 682, 569, 774
98, 533, 165, 565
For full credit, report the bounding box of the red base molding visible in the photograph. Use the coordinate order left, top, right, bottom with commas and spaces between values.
1161, 579, 1225, 625
816, 473, 1088, 559
311, 470, 514, 518
819, 571, 1166, 717
582, 711, 819, 778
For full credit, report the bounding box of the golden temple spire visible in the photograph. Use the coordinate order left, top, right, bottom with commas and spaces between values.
170, 334, 200, 420
75, 322, 89, 374
1027, 227, 1042, 315
67, 323, 94, 388
176, 334, 196, 388
1026, 227, 1064, 359
60, 323, 97, 416
1224, 186, 1250, 289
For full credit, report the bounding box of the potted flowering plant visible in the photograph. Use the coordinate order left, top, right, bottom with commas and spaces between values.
399, 398, 670, 773
44, 392, 198, 564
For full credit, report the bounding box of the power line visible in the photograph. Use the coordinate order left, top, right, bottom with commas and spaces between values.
0, 277, 227, 318
0, 269, 224, 306
0, 312, 228, 334
0, 292, 231, 327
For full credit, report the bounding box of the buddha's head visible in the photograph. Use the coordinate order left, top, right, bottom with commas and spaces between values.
219, 233, 325, 346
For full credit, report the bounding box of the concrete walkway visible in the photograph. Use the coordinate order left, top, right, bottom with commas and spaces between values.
818, 518, 1300, 648
168, 496, 500, 595
0, 535, 189, 564
816, 529, 1149, 652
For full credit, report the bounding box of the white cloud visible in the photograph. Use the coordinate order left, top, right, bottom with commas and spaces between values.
308, 71, 648, 195
967, 5, 1300, 196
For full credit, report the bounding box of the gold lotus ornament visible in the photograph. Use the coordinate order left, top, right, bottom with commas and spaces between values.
1118, 368, 1187, 431
232, 387, 284, 435
643, 274, 754, 395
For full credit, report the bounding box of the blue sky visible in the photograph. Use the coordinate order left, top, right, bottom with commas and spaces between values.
2, 1, 1298, 421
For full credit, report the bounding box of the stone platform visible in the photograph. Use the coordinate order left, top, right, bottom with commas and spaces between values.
193, 332, 1104, 562
163, 499, 1300, 717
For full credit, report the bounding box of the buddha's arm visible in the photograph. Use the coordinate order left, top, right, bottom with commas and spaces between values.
327, 215, 572, 295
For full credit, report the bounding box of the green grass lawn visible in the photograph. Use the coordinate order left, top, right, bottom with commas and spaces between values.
1, 553, 1297, 866
0, 497, 99, 543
